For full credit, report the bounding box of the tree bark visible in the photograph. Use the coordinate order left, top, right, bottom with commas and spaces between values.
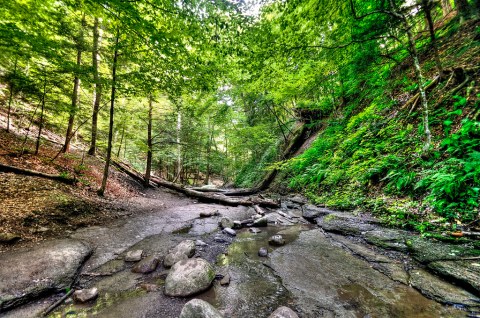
6, 57, 18, 133
144, 95, 153, 186
88, 17, 102, 156
98, 29, 120, 196
63, 15, 85, 153
422, 0, 444, 77
35, 74, 47, 155
175, 106, 182, 182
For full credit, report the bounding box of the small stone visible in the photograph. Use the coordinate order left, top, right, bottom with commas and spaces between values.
268, 235, 286, 246
0, 233, 21, 243
219, 217, 234, 229
132, 256, 159, 274
125, 250, 143, 262
249, 228, 262, 234
258, 247, 268, 257
220, 273, 230, 286
252, 216, 268, 227
214, 235, 227, 243
64, 298, 73, 305
268, 306, 299, 318
196, 240, 208, 247
232, 221, 242, 229
200, 210, 219, 218
223, 228, 236, 236
73, 288, 98, 303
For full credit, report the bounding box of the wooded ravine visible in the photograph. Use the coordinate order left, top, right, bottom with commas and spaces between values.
0, 0, 480, 316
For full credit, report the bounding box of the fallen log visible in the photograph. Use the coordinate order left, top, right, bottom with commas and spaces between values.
0, 163, 75, 185
253, 205, 266, 215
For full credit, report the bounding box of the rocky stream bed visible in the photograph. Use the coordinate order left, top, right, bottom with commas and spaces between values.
0, 189, 479, 318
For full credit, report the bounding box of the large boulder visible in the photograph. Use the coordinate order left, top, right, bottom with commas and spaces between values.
164, 258, 215, 297
179, 299, 223, 318
0, 239, 92, 311
268, 306, 299, 318
164, 240, 196, 268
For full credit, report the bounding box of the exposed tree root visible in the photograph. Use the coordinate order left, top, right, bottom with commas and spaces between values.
0, 163, 75, 184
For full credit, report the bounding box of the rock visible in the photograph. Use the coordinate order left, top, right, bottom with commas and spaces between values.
220, 273, 230, 286
214, 235, 227, 243
252, 216, 268, 227
132, 256, 159, 274
200, 210, 219, 218
0, 233, 21, 244
428, 260, 480, 294
316, 213, 376, 235
408, 237, 477, 263
364, 229, 408, 251
268, 235, 286, 246
290, 195, 307, 204
268, 306, 299, 318
164, 251, 188, 268
73, 288, 98, 303
125, 250, 143, 262
258, 247, 268, 257
138, 283, 159, 292
174, 240, 196, 257
302, 204, 331, 220
249, 228, 262, 234
232, 221, 242, 229
196, 240, 208, 247
164, 258, 215, 297
0, 239, 92, 311
252, 214, 263, 220
219, 217, 234, 229
223, 228, 236, 236
179, 299, 223, 318
190, 218, 221, 236
409, 268, 479, 306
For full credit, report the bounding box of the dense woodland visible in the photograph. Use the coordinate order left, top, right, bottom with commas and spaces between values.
1, 0, 479, 232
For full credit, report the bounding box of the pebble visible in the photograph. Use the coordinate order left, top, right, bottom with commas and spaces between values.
214, 235, 227, 243
258, 247, 268, 257
220, 273, 231, 286
223, 228, 237, 236
195, 239, 208, 247
73, 288, 98, 303
249, 228, 262, 234
268, 235, 286, 246
125, 250, 143, 262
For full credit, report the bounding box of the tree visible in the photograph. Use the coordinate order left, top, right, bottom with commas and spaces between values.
88, 17, 103, 156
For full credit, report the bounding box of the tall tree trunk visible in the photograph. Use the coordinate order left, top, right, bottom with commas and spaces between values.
98, 29, 120, 196
175, 106, 182, 182
441, 0, 452, 15
117, 125, 125, 157
454, 0, 471, 23
144, 95, 153, 186
88, 17, 102, 156
423, 0, 444, 77
63, 15, 85, 153
35, 75, 47, 155
6, 57, 18, 133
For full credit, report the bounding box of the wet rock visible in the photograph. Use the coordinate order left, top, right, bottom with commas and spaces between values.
200, 210, 219, 218
223, 228, 236, 236
408, 237, 477, 263
214, 235, 227, 243
73, 288, 98, 303
190, 218, 220, 236
269, 306, 299, 318
196, 240, 208, 247
316, 213, 376, 235
240, 219, 252, 226
232, 221, 242, 229
125, 249, 143, 262
428, 260, 480, 294
179, 299, 223, 318
164, 240, 196, 268
0, 233, 21, 244
252, 216, 268, 227
302, 204, 331, 220
258, 247, 268, 257
0, 239, 92, 310
364, 229, 408, 251
268, 235, 286, 246
409, 268, 480, 306
220, 274, 230, 286
164, 258, 215, 297
132, 255, 159, 274
219, 217, 234, 229
249, 228, 262, 234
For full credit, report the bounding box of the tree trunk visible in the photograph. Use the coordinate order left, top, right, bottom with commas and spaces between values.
88, 17, 102, 156
6, 57, 18, 133
63, 16, 85, 153
423, 0, 444, 77
98, 29, 120, 196
35, 75, 47, 155
144, 95, 153, 186
175, 106, 182, 182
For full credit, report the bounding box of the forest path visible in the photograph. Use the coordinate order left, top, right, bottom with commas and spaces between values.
1, 187, 477, 317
